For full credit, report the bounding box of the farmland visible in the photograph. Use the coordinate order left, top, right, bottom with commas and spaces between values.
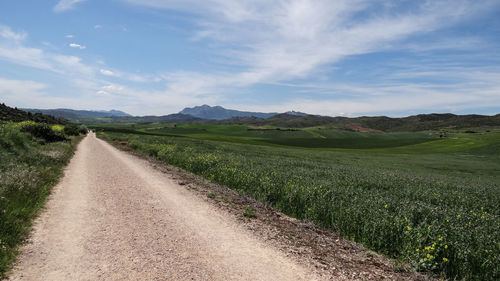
93, 123, 500, 280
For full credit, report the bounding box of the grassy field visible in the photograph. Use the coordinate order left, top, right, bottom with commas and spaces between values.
95, 123, 500, 280
0, 123, 83, 277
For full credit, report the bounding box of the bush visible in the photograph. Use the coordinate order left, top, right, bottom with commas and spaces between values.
20, 123, 66, 143
78, 125, 88, 135
63, 124, 80, 136
0, 123, 30, 151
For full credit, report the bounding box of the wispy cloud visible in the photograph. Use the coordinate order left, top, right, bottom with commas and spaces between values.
53, 0, 86, 13
118, 0, 500, 115
0, 25, 95, 88
0, 25, 27, 42
2, 1, 499, 116
99, 68, 160, 83
100, 69, 117, 76
69, 43, 86, 49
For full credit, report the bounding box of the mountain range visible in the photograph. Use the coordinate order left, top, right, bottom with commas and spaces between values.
22, 105, 308, 122
7, 104, 500, 132
22, 108, 132, 121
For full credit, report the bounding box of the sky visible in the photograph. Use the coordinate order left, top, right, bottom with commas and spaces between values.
0, 0, 499, 117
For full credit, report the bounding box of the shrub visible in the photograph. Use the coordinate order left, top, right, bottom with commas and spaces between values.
78, 125, 88, 135
63, 123, 81, 136
51, 124, 64, 132
20, 123, 66, 143
0, 123, 30, 151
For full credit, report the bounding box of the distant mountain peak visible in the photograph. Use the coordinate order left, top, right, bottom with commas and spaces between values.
179, 105, 276, 120
284, 110, 309, 117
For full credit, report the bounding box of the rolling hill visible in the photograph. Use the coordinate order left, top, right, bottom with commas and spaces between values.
245, 112, 500, 131
19, 104, 500, 131
0, 103, 65, 124
22, 108, 131, 122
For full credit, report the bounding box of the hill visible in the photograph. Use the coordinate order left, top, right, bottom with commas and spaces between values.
247, 113, 500, 131
23, 108, 131, 121
180, 105, 276, 120
83, 113, 202, 124
0, 103, 65, 124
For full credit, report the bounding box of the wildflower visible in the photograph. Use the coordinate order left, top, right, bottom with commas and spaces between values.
384, 204, 388, 209
444, 245, 448, 249
407, 226, 412, 231
443, 257, 448, 262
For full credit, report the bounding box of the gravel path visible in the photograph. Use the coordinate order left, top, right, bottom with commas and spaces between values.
9, 132, 319, 281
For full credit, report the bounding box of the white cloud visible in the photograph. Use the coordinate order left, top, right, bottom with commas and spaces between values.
100, 69, 117, 77
94, 24, 102, 29
99, 68, 161, 83
0, 25, 27, 42
0, 76, 98, 111
69, 43, 86, 49
102, 84, 124, 92
54, 0, 86, 13
0, 77, 46, 97
65, 34, 74, 38
0, 25, 95, 88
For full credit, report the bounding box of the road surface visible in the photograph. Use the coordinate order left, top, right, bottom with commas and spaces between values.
9, 132, 320, 280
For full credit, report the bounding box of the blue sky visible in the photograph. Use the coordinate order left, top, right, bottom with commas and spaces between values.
0, 0, 499, 116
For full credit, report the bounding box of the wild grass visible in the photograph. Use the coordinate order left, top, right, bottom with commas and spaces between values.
0, 123, 82, 277
98, 128, 499, 280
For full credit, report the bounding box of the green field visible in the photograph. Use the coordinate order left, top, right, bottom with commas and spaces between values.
93, 123, 500, 280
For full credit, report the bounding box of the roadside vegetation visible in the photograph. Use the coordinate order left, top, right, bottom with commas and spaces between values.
0, 121, 85, 277
97, 124, 500, 280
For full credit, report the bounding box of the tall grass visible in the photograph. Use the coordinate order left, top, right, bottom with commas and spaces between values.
0, 123, 82, 277
100, 131, 499, 280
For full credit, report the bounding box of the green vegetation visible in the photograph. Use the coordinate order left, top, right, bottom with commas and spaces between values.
0, 122, 84, 277
91, 123, 439, 149
0, 103, 65, 124
96, 123, 500, 280
243, 206, 257, 218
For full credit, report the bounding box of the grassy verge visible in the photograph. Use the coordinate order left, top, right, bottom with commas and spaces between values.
98, 130, 499, 280
0, 123, 83, 277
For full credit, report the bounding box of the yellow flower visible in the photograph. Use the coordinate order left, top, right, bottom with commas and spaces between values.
407, 226, 412, 231
384, 204, 388, 209
444, 245, 448, 249
443, 257, 448, 262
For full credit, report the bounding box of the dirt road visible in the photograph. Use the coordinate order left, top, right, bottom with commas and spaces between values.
9, 132, 320, 280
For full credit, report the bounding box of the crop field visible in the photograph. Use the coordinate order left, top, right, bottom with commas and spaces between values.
95, 123, 500, 280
